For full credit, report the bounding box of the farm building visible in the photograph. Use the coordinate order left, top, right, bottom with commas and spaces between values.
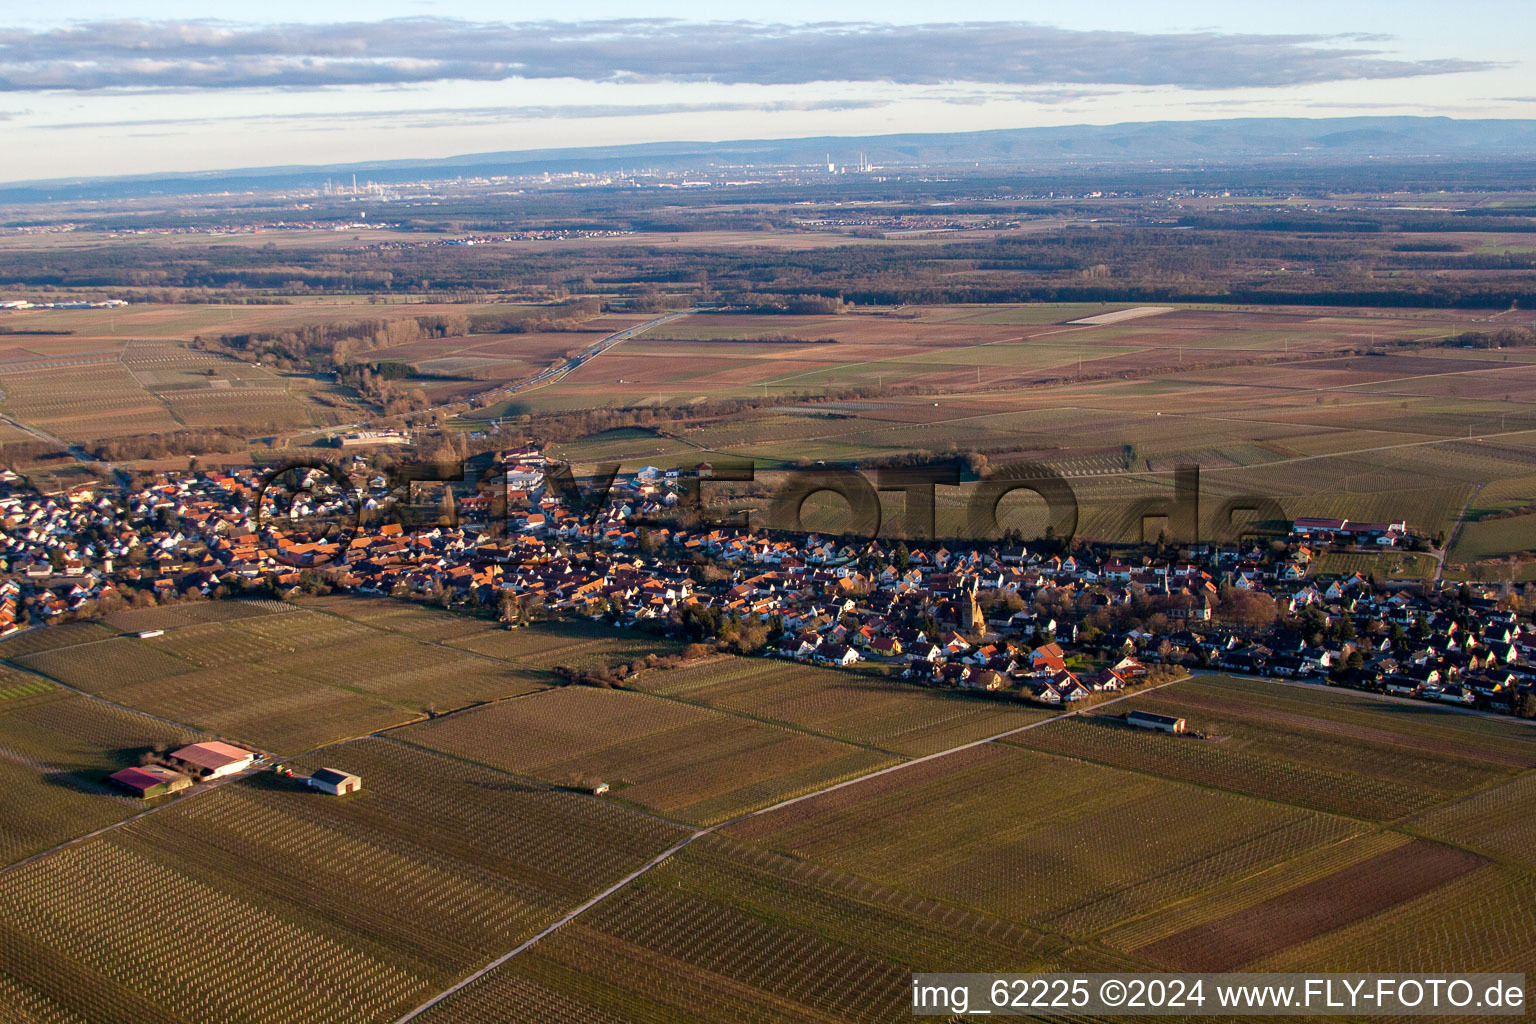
170, 741, 256, 779
108, 764, 193, 799
1125, 710, 1187, 734
307, 768, 362, 795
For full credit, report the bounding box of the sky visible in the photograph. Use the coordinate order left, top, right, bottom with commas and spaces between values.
2, 1, 1533, 183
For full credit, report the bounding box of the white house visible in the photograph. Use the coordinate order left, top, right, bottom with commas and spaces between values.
307, 767, 362, 795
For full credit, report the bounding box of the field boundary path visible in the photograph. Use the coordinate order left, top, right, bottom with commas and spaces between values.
1437, 482, 1485, 582
389, 673, 1191, 1023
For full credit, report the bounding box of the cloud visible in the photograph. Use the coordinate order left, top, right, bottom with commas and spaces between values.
0, 18, 1496, 93
26, 98, 891, 133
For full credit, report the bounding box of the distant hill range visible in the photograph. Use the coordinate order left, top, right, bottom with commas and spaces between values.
8, 116, 1536, 203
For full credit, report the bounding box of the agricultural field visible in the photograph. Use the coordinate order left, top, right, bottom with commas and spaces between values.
402, 686, 899, 824
0, 739, 687, 1024
0, 683, 204, 866
14, 635, 196, 690
1008, 674, 1536, 820
0, 299, 538, 343
1119, 837, 1489, 971
1251, 864, 1536, 983
415, 833, 1065, 1024
1, 600, 597, 754
101, 663, 415, 754
1309, 549, 1439, 579
528, 305, 1448, 407
1407, 771, 1536, 871
635, 656, 1048, 756
0, 619, 118, 656
724, 742, 1363, 938
297, 595, 498, 642
444, 620, 687, 672
3, 291, 1494, 568
517, 308, 1536, 570
1450, 513, 1536, 562
0, 337, 356, 446
103, 597, 290, 632
1101, 830, 1418, 953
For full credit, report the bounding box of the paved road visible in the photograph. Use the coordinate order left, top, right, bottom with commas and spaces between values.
0, 398, 131, 486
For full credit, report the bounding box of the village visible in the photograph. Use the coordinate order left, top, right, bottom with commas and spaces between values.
2, 446, 1535, 727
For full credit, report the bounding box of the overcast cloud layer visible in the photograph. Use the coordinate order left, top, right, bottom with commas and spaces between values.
0, 18, 1493, 92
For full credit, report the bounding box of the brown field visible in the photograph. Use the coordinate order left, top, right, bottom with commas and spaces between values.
1008, 690, 1521, 821
1408, 772, 1536, 870
4, 293, 1500, 563
536, 337, 1536, 563
103, 597, 290, 633
1134, 840, 1486, 971
0, 336, 352, 443
1250, 864, 1536, 979
0, 738, 688, 1024
296, 595, 498, 641
401, 686, 898, 824
105, 663, 415, 753
635, 656, 1047, 756
5, 605, 611, 754
0, 686, 206, 866
0, 620, 119, 656
443, 621, 686, 671
414, 832, 1064, 1024
0, 300, 536, 340
524, 305, 1456, 405
724, 742, 1360, 937
490, 301, 1536, 568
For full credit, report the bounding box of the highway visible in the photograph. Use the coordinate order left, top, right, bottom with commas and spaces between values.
484, 308, 692, 400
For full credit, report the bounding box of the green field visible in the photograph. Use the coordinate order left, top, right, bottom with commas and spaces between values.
1310, 550, 1439, 579
1450, 513, 1536, 562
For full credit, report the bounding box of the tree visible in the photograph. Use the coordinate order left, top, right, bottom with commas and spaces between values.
1516, 691, 1536, 720
679, 603, 722, 641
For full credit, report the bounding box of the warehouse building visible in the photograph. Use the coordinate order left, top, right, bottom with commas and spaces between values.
307, 767, 362, 795
170, 741, 256, 779
1125, 710, 1187, 734
108, 765, 193, 799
